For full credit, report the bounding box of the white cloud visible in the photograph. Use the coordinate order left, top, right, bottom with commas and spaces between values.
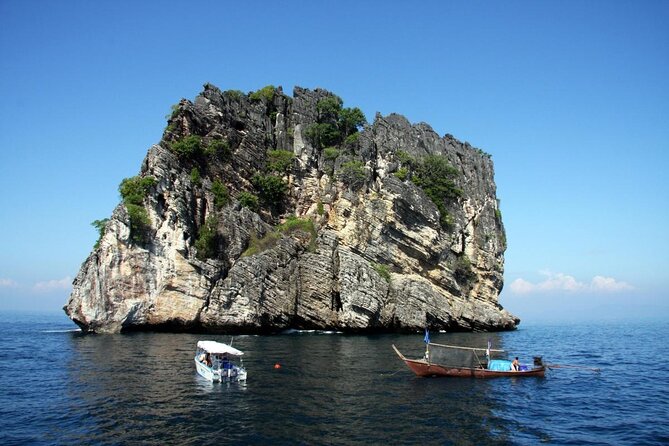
508, 278, 535, 294
33, 276, 73, 293
590, 275, 633, 292
0, 278, 19, 288
509, 271, 632, 295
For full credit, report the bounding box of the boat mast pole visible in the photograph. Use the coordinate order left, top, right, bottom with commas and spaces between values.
424, 328, 430, 363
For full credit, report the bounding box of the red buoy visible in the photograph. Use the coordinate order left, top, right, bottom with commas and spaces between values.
274, 363, 281, 369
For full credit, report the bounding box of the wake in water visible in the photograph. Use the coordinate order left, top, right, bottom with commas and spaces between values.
42, 328, 81, 333
280, 328, 343, 335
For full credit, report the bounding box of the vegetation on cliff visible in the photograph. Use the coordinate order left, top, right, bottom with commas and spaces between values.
305, 95, 366, 149
71, 84, 512, 334
394, 151, 462, 229
242, 216, 317, 257
118, 175, 156, 244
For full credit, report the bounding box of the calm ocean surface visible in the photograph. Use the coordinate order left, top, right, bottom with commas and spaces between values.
0, 312, 667, 446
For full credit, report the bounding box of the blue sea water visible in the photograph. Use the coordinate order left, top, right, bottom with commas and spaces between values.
0, 312, 667, 445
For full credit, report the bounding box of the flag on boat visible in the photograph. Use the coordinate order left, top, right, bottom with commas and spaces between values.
424, 328, 430, 344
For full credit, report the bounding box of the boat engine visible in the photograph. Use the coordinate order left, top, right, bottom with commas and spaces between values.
533, 356, 544, 367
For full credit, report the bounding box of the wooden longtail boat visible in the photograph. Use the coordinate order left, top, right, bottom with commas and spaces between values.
392, 343, 546, 378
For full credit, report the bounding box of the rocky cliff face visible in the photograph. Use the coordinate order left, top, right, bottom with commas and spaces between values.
64, 84, 518, 333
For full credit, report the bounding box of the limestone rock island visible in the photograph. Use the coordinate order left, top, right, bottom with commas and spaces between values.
64, 84, 518, 333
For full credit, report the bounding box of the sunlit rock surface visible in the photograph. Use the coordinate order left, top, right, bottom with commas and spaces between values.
65, 84, 517, 333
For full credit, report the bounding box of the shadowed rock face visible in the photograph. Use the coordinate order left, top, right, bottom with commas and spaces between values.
65, 84, 518, 334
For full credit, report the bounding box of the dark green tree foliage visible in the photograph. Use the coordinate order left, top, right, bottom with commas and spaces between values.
91, 218, 109, 249
306, 95, 367, 149
252, 174, 287, 204
190, 167, 201, 185
249, 85, 276, 102
316, 96, 343, 121
338, 160, 367, 190
194, 215, 219, 260
119, 176, 156, 206
171, 135, 203, 158
119, 176, 156, 244
238, 191, 259, 211
323, 147, 340, 160
305, 123, 340, 149
323, 147, 340, 176
211, 179, 229, 209
394, 167, 409, 181
206, 138, 231, 162
224, 90, 244, 101
412, 155, 462, 202
338, 107, 366, 139
125, 204, 152, 244
411, 155, 462, 229
344, 132, 361, 146
396, 150, 415, 167
266, 149, 295, 174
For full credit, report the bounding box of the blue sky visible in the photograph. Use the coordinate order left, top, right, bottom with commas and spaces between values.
1, 0, 667, 322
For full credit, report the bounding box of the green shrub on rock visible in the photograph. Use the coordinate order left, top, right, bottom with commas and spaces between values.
323, 147, 340, 160
242, 216, 318, 257
279, 216, 317, 252
252, 174, 287, 204
194, 215, 219, 260
91, 218, 109, 249
125, 204, 151, 244
266, 149, 295, 174
119, 176, 156, 206
249, 85, 276, 103
206, 138, 231, 162
372, 262, 391, 283
118, 175, 156, 244
242, 231, 280, 257
411, 155, 462, 230
211, 179, 230, 209
171, 135, 202, 158
305, 122, 340, 149
338, 107, 366, 139
190, 167, 201, 185
306, 96, 367, 149
238, 191, 259, 211
338, 160, 366, 190
394, 167, 408, 181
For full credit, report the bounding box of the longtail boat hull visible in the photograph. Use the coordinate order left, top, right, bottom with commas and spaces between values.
393, 344, 545, 379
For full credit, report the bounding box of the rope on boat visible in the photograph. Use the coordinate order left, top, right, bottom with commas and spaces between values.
381, 366, 408, 376
428, 342, 505, 352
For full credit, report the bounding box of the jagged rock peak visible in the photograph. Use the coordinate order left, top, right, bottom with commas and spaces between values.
65, 83, 516, 334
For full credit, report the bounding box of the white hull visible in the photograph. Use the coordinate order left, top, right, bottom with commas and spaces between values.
194, 357, 247, 382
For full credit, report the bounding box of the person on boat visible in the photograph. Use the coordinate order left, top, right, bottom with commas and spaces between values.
511, 357, 520, 371
205, 353, 212, 367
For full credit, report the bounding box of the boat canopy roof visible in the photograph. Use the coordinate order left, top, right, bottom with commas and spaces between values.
197, 340, 244, 356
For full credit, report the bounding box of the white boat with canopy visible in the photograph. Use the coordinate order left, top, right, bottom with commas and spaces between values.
194, 340, 247, 382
